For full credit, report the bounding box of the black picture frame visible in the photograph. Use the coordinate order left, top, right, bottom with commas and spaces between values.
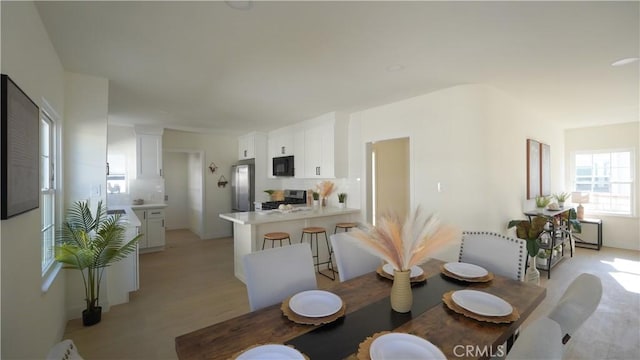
1, 74, 40, 220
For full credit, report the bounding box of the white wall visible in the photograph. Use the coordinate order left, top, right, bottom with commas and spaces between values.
565, 122, 640, 250
0, 2, 67, 358
63, 72, 112, 316
350, 84, 565, 261
163, 130, 238, 239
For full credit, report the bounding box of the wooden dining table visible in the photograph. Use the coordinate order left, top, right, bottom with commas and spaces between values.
175, 259, 546, 360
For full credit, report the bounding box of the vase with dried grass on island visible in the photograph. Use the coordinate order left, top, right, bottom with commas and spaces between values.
316, 180, 336, 207
350, 208, 456, 313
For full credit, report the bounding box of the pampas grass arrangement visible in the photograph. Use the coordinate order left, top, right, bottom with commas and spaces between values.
317, 180, 336, 199
351, 208, 456, 271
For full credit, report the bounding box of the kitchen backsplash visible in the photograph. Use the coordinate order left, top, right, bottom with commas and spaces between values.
107, 177, 165, 206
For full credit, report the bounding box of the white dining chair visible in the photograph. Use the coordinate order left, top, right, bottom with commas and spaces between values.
548, 273, 603, 344
459, 231, 527, 281
243, 243, 318, 311
506, 317, 563, 360
330, 232, 381, 282
46, 339, 84, 360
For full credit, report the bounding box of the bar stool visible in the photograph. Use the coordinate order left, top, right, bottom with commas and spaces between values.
300, 226, 335, 280
334, 222, 357, 234
262, 232, 291, 250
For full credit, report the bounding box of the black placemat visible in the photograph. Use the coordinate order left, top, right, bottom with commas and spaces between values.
286, 274, 466, 359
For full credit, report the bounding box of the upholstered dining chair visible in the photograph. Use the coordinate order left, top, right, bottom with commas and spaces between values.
506, 317, 563, 360
46, 339, 84, 360
459, 231, 527, 281
548, 273, 603, 344
330, 232, 381, 282
243, 243, 317, 311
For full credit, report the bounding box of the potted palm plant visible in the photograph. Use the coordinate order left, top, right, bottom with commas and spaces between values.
55, 200, 141, 326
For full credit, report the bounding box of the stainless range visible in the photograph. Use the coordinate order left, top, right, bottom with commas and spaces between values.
260, 190, 307, 210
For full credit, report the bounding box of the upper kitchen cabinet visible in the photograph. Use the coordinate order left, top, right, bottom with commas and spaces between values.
267, 127, 294, 178
238, 132, 266, 160
268, 127, 294, 157
135, 126, 164, 179
295, 112, 348, 179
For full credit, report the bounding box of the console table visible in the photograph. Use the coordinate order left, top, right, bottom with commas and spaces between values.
573, 218, 603, 250
524, 208, 574, 279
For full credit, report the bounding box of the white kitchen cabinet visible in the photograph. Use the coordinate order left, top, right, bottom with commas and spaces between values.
133, 208, 165, 253
135, 126, 164, 179
238, 132, 266, 160
293, 112, 348, 179
269, 129, 294, 157
267, 128, 294, 178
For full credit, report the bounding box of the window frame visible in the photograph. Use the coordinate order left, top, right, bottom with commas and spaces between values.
570, 148, 636, 217
40, 100, 62, 292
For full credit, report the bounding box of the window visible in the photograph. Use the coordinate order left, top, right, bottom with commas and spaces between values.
572, 150, 635, 216
40, 101, 61, 291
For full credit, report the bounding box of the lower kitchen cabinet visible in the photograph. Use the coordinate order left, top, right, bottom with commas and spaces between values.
133, 208, 166, 253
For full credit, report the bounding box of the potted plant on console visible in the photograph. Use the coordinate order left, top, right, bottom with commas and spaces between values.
55, 200, 141, 326
337, 193, 347, 208
553, 192, 571, 208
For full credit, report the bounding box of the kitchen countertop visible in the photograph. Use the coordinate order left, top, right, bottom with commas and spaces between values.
219, 207, 360, 225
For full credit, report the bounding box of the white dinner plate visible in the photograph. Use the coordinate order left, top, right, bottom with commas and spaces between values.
451, 290, 513, 317
236, 344, 304, 360
382, 263, 424, 278
369, 333, 446, 360
289, 290, 343, 318
443, 262, 489, 278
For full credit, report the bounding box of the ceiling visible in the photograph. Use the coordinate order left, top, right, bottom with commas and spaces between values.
35, 1, 639, 134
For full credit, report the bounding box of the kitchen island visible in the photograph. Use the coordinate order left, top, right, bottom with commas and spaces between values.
220, 207, 361, 283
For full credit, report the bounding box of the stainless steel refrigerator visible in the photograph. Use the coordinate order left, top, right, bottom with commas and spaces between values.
231, 163, 254, 212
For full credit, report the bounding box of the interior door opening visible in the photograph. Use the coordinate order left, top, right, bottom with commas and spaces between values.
367, 137, 410, 225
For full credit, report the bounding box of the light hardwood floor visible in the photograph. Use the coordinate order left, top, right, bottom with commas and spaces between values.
63, 229, 640, 359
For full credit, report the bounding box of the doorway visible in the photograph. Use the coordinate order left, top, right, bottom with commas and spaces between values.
164, 149, 205, 238
367, 137, 410, 225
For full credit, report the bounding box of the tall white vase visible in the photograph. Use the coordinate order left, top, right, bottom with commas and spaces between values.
525, 255, 540, 285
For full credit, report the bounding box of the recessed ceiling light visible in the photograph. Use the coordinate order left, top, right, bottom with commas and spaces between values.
225, 1, 253, 10
611, 57, 639, 66
386, 64, 405, 72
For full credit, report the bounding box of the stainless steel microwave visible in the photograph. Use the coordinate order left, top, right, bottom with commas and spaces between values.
272, 155, 294, 177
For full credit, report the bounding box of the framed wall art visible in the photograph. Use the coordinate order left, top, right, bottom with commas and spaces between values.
540, 142, 551, 197
1, 74, 40, 219
526, 139, 540, 199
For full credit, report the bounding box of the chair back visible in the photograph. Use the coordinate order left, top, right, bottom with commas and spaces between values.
459, 231, 527, 281
243, 243, 317, 311
330, 232, 381, 282
46, 339, 84, 360
548, 273, 602, 343
506, 317, 563, 359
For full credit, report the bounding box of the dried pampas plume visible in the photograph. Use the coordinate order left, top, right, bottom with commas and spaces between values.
351, 208, 456, 271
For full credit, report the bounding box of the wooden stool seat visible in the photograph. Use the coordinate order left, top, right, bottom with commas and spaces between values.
264, 232, 290, 240
262, 232, 291, 250
334, 222, 357, 233
302, 227, 326, 234
300, 227, 335, 280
